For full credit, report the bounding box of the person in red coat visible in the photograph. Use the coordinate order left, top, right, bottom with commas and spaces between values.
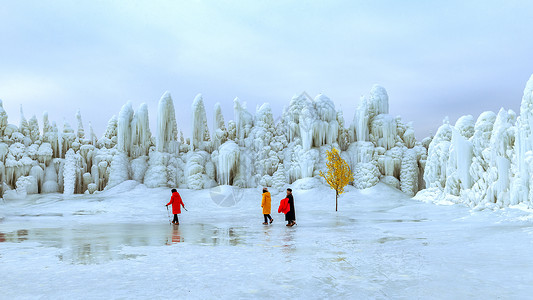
166, 189, 185, 224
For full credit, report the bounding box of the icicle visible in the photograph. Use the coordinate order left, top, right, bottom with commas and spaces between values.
217, 141, 240, 185
37, 143, 53, 165
42, 164, 58, 193
29, 165, 44, 193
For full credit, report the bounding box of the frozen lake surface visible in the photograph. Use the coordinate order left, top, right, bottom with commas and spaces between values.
2, 181, 533, 299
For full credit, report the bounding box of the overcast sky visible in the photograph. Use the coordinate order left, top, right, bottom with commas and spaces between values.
1, 0, 532, 140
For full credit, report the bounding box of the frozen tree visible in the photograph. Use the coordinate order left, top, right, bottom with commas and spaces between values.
337, 110, 349, 151
424, 118, 452, 189
42, 164, 58, 193
455, 115, 475, 139
144, 151, 167, 188
0, 100, 8, 136
234, 98, 253, 146
117, 102, 135, 156
107, 152, 130, 189
63, 149, 80, 195
37, 143, 53, 165
28, 115, 40, 142
353, 162, 380, 189
156, 91, 178, 153
76, 109, 85, 140
213, 102, 228, 149
511, 74, 533, 205
30, 165, 44, 193
131, 156, 148, 183
88, 122, 98, 146
191, 94, 210, 152
62, 121, 76, 158
186, 151, 214, 189
312, 94, 338, 147
368, 84, 389, 116
99, 115, 118, 149
131, 103, 151, 158
272, 163, 286, 190
353, 95, 370, 142
370, 114, 397, 150
19, 105, 30, 138
400, 149, 418, 196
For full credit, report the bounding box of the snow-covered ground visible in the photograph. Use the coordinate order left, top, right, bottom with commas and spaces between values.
2, 181, 533, 299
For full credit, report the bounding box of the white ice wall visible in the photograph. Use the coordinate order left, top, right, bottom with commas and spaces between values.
0, 81, 448, 199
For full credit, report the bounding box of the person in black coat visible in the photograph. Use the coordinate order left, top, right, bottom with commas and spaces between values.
285, 188, 296, 227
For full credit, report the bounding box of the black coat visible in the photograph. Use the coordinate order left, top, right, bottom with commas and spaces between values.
285, 194, 296, 221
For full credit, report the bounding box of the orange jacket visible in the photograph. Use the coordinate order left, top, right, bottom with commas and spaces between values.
166, 192, 185, 214
261, 192, 271, 214
278, 198, 290, 214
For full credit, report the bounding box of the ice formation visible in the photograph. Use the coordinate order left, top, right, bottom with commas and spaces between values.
417, 74, 533, 209
0, 83, 429, 197
131, 103, 151, 158
156, 91, 178, 153
3, 74, 531, 207
191, 94, 210, 152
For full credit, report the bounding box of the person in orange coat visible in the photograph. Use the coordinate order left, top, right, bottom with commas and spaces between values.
261, 187, 273, 225
166, 189, 185, 224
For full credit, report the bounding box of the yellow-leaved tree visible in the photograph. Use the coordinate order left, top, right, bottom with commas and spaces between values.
319, 148, 354, 211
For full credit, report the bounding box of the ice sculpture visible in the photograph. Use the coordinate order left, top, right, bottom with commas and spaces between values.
12, 75, 533, 203
420, 75, 533, 208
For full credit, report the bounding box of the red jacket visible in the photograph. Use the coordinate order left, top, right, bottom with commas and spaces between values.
278, 198, 290, 214
167, 192, 185, 214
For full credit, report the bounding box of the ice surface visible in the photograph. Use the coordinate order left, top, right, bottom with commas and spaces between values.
2, 183, 533, 298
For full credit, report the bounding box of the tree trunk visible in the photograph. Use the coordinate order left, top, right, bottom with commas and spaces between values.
335, 190, 338, 211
